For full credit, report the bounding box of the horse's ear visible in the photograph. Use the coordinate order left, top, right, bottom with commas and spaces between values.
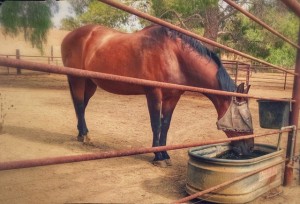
245, 85, 251, 94
236, 83, 245, 93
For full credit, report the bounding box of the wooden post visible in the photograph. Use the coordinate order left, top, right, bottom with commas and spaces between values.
51, 45, 53, 62
6, 55, 9, 74
16, 49, 21, 75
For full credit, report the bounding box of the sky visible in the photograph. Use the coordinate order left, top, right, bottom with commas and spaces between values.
51, 1, 75, 28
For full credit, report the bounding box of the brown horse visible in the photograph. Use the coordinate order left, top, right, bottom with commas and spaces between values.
61, 24, 254, 167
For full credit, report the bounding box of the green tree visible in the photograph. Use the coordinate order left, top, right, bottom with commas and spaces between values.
61, 0, 143, 31
0, 0, 58, 54
220, 1, 298, 68
150, 0, 237, 50
150, 0, 298, 67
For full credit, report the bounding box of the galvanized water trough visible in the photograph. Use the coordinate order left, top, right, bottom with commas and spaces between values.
186, 143, 284, 203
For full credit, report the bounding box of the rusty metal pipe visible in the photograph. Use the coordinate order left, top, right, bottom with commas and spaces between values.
224, 0, 299, 49
0, 130, 290, 171
284, 25, 300, 186
98, 0, 296, 76
173, 160, 285, 203
277, 126, 295, 151
0, 57, 294, 102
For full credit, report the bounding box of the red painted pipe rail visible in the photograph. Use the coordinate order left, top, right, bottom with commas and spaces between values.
224, 0, 299, 49
98, 0, 296, 76
0, 57, 295, 102
0, 129, 290, 171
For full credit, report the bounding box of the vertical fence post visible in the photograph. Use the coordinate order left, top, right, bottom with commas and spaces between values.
284, 72, 287, 90
16, 49, 21, 75
235, 61, 239, 85
51, 45, 53, 62
6, 55, 9, 74
283, 26, 300, 186
246, 64, 250, 87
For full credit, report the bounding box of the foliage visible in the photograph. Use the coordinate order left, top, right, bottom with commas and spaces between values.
62, 0, 144, 31
150, 0, 298, 68
0, 0, 58, 54
60, 16, 81, 31
261, 5, 298, 68
62, 0, 219, 33
80, 0, 129, 28
68, 0, 91, 16
150, 0, 218, 33
220, 2, 298, 68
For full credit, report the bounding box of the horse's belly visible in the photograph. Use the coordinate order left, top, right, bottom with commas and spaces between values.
93, 79, 145, 95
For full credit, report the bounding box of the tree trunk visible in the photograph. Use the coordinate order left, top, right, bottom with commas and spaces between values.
202, 6, 219, 51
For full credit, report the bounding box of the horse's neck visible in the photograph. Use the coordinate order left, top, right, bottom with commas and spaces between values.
179, 49, 231, 119
206, 94, 231, 120
179, 47, 218, 87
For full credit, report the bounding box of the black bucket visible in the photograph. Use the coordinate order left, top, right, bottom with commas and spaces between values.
257, 100, 290, 129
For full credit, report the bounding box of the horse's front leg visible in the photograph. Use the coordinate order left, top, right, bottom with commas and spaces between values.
160, 114, 172, 166
145, 89, 167, 167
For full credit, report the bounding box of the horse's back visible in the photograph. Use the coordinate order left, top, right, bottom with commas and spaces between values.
61, 25, 182, 95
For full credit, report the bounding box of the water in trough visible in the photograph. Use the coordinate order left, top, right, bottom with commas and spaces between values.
216, 149, 268, 160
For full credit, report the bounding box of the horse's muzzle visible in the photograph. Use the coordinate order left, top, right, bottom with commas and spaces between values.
231, 137, 254, 156
224, 131, 254, 156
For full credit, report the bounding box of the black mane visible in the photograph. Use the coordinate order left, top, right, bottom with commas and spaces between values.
152, 26, 236, 92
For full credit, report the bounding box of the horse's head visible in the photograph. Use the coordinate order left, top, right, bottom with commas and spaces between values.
217, 83, 254, 155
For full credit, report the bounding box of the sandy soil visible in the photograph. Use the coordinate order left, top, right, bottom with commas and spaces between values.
0, 74, 299, 203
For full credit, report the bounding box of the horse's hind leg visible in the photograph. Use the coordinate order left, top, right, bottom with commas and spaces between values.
84, 79, 97, 109
160, 93, 182, 166
68, 76, 90, 142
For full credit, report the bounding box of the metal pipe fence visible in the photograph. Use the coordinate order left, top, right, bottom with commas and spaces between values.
0, 57, 294, 102
0, 53, 63, 75
0, 0, 299, 202
0, 129, 290, 171
1, 54, 292, 90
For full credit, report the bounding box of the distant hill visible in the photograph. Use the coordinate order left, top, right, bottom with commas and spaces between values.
0, 28, 70, 57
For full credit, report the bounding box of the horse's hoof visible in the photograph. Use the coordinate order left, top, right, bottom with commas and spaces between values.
77, 135, 91, 143
152, 160, 168, 168
165, 159, 172, 166
83, 135, 91, 144
77, 136, 84, 142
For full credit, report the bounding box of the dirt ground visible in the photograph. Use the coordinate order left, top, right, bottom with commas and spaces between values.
0, 73, 299, 203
